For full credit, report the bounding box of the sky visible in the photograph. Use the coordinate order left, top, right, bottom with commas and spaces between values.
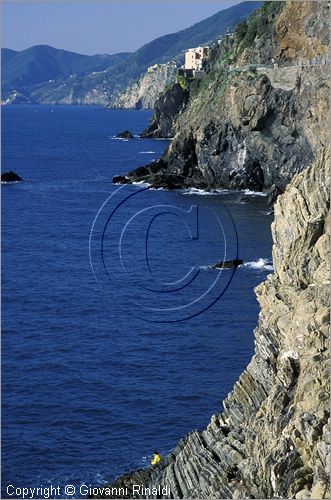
2, 0, 241, 55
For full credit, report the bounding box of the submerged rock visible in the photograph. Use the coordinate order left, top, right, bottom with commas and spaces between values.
212, 259, 243, 269
1, 171, 23, 183
116, 130, 134, 139
237, 195, 251, 203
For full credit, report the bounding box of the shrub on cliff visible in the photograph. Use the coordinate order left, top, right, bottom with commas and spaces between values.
235, 1, 284, 54
176, 74, 187, 91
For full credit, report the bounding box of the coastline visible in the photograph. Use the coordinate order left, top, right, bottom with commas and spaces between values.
3, 1, 329, 496
90, 1, 330, 497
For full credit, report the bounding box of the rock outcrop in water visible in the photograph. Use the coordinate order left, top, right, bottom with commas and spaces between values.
212, 259, 243, 270
93, 147, 330, 500
1, 171, 23, 183
116, 130, 134, 139
115, 1, 329, 193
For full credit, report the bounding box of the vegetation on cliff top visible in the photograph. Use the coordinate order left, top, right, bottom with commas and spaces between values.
235, 1, 285, 54
127, 0, 329, 193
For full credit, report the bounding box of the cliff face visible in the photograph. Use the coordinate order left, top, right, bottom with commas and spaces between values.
147, 65, 328, 191
141, 82, 189, 137
238, 0, 329, 65
274, 0, 330, 61
102, 3, 331, 499
97, 148, 330, 500
110, 64, 178, 110
119, 1, 329, 193
29, 62, 178, 108
143, 149, 330, 500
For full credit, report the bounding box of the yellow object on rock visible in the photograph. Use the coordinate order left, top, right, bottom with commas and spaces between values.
151, 452, 161, 466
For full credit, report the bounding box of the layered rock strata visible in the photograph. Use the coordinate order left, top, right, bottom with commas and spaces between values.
94, 148, 330, 500
97, 3, 330, 498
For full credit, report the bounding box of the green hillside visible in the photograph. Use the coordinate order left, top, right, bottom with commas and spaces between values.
2, 45, 130, 88
127, 1, 261, 68
2, 1, 260, 104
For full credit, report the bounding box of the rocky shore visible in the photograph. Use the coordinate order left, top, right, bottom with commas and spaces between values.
146, 148, 330, 499
114, 2, 329, 193
141, 82, 189, 138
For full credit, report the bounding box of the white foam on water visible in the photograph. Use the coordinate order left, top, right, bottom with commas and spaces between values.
181, 187, 267, 197
1, 181, 22, 184
131, 181, 176, 191
132, 180, 150, 187
182, 187, 230, 196
260, 210, 274, 216
242, 189, 267, 197
241, 258, 274, 271
139, 151, 156, 154
109, 136, 129, 141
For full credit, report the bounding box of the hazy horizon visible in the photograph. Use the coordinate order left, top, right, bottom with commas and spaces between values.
2, 1, 241, 56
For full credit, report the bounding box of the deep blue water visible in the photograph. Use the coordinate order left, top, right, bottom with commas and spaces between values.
2, 105, 273, 497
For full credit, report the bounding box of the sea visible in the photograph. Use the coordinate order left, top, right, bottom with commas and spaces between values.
2, 105, 273, 498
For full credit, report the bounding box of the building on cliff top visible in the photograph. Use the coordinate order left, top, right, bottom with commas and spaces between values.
184, 46, 210, 71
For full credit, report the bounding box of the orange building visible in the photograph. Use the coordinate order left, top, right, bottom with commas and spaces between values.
184, 47, 210, 70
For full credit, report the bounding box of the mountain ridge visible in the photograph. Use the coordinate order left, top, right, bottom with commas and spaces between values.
1, 1, 261, 105
1, 45, 131, 88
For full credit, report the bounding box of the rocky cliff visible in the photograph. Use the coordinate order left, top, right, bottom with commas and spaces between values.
144, 148, 330, 500
110, 64, 178, 110
141, 82, 189, 137
101, 3, 331, 499
94, 146, 330, 500
117, 1, 329, 193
